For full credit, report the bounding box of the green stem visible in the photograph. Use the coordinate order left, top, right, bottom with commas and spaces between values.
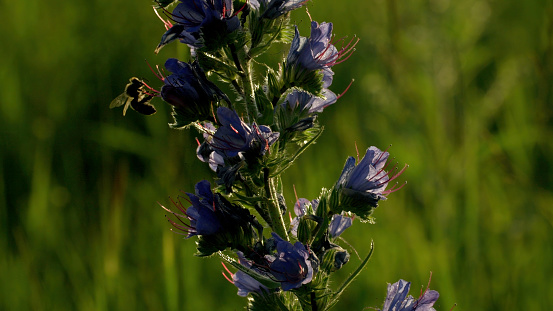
231, 80, 245, 101
264, 168, 289, 240
228, 43, 258, 122
237, 175, 272, 228
330, 241, 374, 304
228, 43, 250, 119
242, 60, 259, 121
310, 291, 318, 311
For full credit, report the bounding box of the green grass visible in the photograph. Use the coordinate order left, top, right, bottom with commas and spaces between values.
1, 0, 552, 309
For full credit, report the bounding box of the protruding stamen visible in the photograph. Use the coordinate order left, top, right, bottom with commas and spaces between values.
221, 262, 234, 284
336, 79, 354, 100
153, 7, 173, 30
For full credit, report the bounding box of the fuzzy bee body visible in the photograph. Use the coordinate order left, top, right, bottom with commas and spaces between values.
110, 77, 157, 116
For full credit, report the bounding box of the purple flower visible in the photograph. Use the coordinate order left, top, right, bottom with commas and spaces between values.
328, 214, 352, 238
290, 198, 319, 237
223, 252, 269, 297
380, 279, 440, 311
286, 21, 358, 87
161, 59, 229, 126
283, 88, 337, 114
155, 0, 240, 52
161, 180, 259, 238
266, 233, 314, 291
161, 180, 222, 238
337, 146, 407, 209
232, 271, 268, 297
196, 107, 279, 188
290, 198, 352, 238
250, 0, 309, 19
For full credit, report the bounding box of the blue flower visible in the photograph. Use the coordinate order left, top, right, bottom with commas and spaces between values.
196, 107, 280, 188
161, 180, 222, 237
232, 271, 268, 297
212, 107, 279, 158
224, 252, 270, 297
337, 146, 407, 209
283, 88, 337, 114
380, 279, 440, 311
266, 233, 314, 291
161, 59, 229, 126
156, 0, 240, 52
290, 198, 352, 238
328, 214, 352, 238
290, 198, 319, 237
286, 21, 358, 87
250, 0, 309, 19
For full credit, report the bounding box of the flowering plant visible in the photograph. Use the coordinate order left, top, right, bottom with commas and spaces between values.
111, 0, 442, 309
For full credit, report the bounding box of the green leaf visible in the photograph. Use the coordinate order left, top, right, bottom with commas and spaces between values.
255, 87, 274, 125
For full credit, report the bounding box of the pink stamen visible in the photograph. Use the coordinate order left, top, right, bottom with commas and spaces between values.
326, 37, 359, 67
159, 202, 186, 219
374, 145, 391, 164
366, 159, 392, 183
141, 80, 160, 94
413, 272, 433, 309
375, 163, 408, 186
373, 163, 407, 187
153, 7, 173, 30
234, 2, 248, 16
145, 59, 165, 81
169, 229, 189, 236
382, 181, 407, 195
166, 217, 191, 232
221, 262, 235, 283
336, 79, 354, 100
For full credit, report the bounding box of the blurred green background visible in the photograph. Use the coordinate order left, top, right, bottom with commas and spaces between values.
1, 0, 552, 309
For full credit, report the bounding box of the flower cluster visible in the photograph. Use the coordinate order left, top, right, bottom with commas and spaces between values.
111, 0, 444, 310
380, 279, 440, 311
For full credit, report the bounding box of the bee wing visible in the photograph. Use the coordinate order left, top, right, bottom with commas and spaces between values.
110, 93, 133, 116
110, 93, 129, 109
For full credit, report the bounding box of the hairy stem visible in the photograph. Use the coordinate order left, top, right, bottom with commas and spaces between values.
264, 168, 289, 240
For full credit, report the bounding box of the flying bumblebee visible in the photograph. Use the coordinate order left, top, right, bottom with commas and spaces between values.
110, 77, 157, 116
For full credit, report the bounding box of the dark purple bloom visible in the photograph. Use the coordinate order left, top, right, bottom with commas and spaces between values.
161, 180, 222, 238
250, 0, 309, 19
212, 107, 279, 158
196, 107, 279, 187
161, 180, 260, 242
161, 59, 229, 126
380, 279, 440, 311
155, 0, 240, 51
266, 233, 314, 291
337, 146, 407, 209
